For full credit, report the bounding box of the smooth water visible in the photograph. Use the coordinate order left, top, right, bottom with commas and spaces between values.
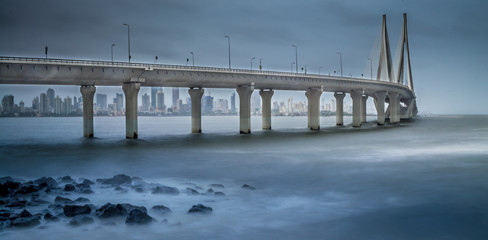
1, 115, 487, 239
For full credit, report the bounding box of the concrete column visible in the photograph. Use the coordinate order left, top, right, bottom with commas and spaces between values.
388, 92, 400, 123
360, 95, 368, 123
259, 90, 274, 130
374, 91, 387, 125
188, 88, 204, 133
305, 88, 322, 130
237, 85, 254, 134
350, 91, 362, 127
334, 92, 345, 126
80, 86, 96, 138
122, 82, 141, 139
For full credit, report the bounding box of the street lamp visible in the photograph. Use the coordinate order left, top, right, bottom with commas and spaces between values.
251, 57, 255, 70
123, 23, 131, 63
155, 56, 158, 64
368, 58, 373, 80
111, 44, 115, 63
292, 45, 298, 73
45, 45, 48, 59
190, 52, 194, 66
259, 58, 263, 71
336, 52, 343, 77
224, 36, 231, 69
301, 65, 307, 74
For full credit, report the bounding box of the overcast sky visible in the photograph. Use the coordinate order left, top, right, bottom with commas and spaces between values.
1, 0, 487, 114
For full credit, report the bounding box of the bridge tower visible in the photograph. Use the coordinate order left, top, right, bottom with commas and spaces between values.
377, 14, 395, 82
396, 13, 414, 90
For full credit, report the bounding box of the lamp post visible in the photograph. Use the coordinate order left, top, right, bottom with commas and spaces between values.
123, 23, 131, 63
155, 56, 158, 64
259, 58, 263, 71
190, 52, 194, 66
292, 45, 298, 73
251, 57, 255, 70
45, 45, 48, 59
368, 58, 372, 80
111, 44, 115, 63
224, 35, 231, 69
336, 52, 342, 77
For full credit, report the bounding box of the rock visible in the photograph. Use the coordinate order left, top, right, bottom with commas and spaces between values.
19, 209, 32, 218
28, 196, 50, 206
74, 197, 90, 203
0, 180, 21, 197
69, 215, 94, 226
151, 205, 171, 215
114, 186, 127, 192
55, 196, 74, 204
48, 204, 64, 211
207, 188, 214, 193
96, 203, 127, 218
188, 204, 213, 214
60, 176, 75, 183
6, 198, 27, 208
214, 192, 225, 196
96, 174, 132, 186
81, 179, 95, 185
9, 216, 40, 228
242, 184, 256, 190
63, 204, 91, 217
34, 177, 58, 188
0, 209, 11, 217
76, 183, 93, 193
15, 185, 40, 194
119, 203, 147, 213
186, 187, 199, 195
64, 184, 75, 191
125, 209, 153, 225
44, 212, 59, 222
134, 187, 144, 193
209, 184, 225, 188
151, 186, 179, 195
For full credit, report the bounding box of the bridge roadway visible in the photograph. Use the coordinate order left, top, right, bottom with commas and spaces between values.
0, 56, 417, 138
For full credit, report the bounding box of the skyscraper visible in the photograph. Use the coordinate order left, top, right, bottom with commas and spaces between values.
172, 88, 179, 109
54, 96, 62, 115
1, 95, 14, 113
64, 96, 72, 114
39, 93, 48, 114
96, 94, 107, 110
142, 93, 150, 112
156, 90, 165, 111
114, 93, 123, 113
151, 87, 162, 109
230, 92, 236, 113
251, 91, 261, 112
32, 96, 39, 112
47, 88, 55, 111
203, 95, 214, 113
19, 101, 25, 113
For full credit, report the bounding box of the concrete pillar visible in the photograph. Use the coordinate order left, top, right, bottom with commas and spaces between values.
259, 90, 274, 130
305, 88, 322, 130
388, 92, 400, 123
334, 92, 345, 126
188, 88, 204, 133
122, 82, 141, 139
374, 91, 387, 125
80, 86, 96, 138
350, 91, 362, 127
237, 85, 254, 134
360, 95, 368, 123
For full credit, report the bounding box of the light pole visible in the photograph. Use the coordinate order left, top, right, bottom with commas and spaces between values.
292, 45, 298, 73
45, 45, 48, 59
111, 44, 115, 63
319, 66, 323, 75
123, 23, 131, 63
224, 36, 231, 69
368, 58, 372, 80
155, 56, 158, 63
190, 52, 194, 66
301, 65, 307, 74
291, 62, 295, 73
251, 57, 255, 70
259, 58, 263, 71
336, 52, 343, 77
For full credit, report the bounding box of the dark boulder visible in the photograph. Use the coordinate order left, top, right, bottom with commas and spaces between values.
64, 184, 75, 192
76, 183, 93, 193
96, 203, 127, 218
114, 186, 127, 192
151, 186, 179, 195
6, 198, 27, 208
207, 188, 214, 193
214, 192, 225, 196
16, 185, 40, 194
242, 184, 256, 190
48, 204, 64, 211
119, 203, 147, 213
44, 212, 59, 222
186, 187, 199, 195
55, 196, 74, 204
125, 209, 153, 225
28, 196, 50, 206
96, 174, 132, 186
69, 215, 94, 226
0, 180, 21, 197
63, 204, 91, 217
0, 209, 11, 217
209, 184, 225, 188
60, 176, 75, 183
151, 205, 171, 215
9, 216, 40, 228
188, 204, 213, 214
19, 209, 32, 218
34, 177, 58, 188
81, 179, 95, 185
74, 197, 90, 203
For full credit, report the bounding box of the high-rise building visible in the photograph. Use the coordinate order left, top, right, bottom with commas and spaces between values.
156, 90, 165, 111
39, 93, 49, 114
114, 93, 123, 113
1, 95, 14, 113
63, 96, 72, 114
202, 95, 214, 113
287, 98, 293, 114
142, 93, 150, 112
96, 94, 107, 110
32, 96, 39, 112
151, 87, 162, 109
47, 88, 55, 111
73, 96, 79, 111
54, 96, 62, 115
230, 92, 236, 113
172, 88, 179, 109
19, 101, 25, 113
215, 99, 229, 113
251, 91, 261, 112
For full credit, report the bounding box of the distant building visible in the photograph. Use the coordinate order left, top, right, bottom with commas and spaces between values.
203, 95, 214, 113
32, 96, 39, 113
47, 88, 55, 111
73, 96, 79, 111
172, 88, 179, 109
96, 94, 107, 110
230, 92, 236, 113
251, 91, 261, 113
156, 90, 165, 111
54, 96, 62, 115
142, 93, 150, 112
151, 87, 162, 109
19, 101, 25, 113
39, 93, 49, 114
63, 96, 72, 114
114, 93, 123, 113
1, 95, 14, 113
287, 98, 293, 114
215, 99, 229, 113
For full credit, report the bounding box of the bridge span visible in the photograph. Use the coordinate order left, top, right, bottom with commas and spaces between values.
0, 14, 417, 138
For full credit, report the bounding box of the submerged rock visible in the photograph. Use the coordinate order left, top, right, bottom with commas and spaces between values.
9, 216, 40, 228
5, 198, 27, 208
60, 176, 75, 183
64, 184, 75, 192
44, 212, 59, 222
241, 184, 256, 190
119, 203, 147, 213
96, 203, 127, 218
74, 197, 90, 203
207, 188, 214, 193
0, 180, 21, 197
214, 192, 225, 196
188, 204, 213, 214
125, 209, 153, 225
34, 177, 58, 188
209, 184, 225, 188
55, 196, 74, 204
186, 187, 199, 195
96, 174, 132, 186
151, 186, 179, 195
151, 205, 171, 215
15, 185, 40, 194
63, 205, 91, 217
81, 179, 95, 185
69, 215, 94, 226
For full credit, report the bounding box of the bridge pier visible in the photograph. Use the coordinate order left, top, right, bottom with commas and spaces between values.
388, 92, 400, 123
360, 95, 368, 123
80, 86, 96, 138
306, 88, 322, 130
237, 85, 254, 134
350, 91, 362, 127
188, 88, 204, 133
374, 91, 387, 125
334, 92, 345, 126
122, 82, 141, 139
259, 89, 274, 130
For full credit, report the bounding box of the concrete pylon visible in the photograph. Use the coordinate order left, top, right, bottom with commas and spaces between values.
360, 95, 368, 123
374, 91, 387, 125
397, 13, 414, 90
388, 92, 400, 123
377, 14, 394, 82
334, 92, 345, 126
188, 88, 204, 133
122, 82, 141, 139
350, 91, 362, 127
237, 85, 254, 134
80, 86, 96, 138
305, 88, 322, 130
259, 90, 274, 130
